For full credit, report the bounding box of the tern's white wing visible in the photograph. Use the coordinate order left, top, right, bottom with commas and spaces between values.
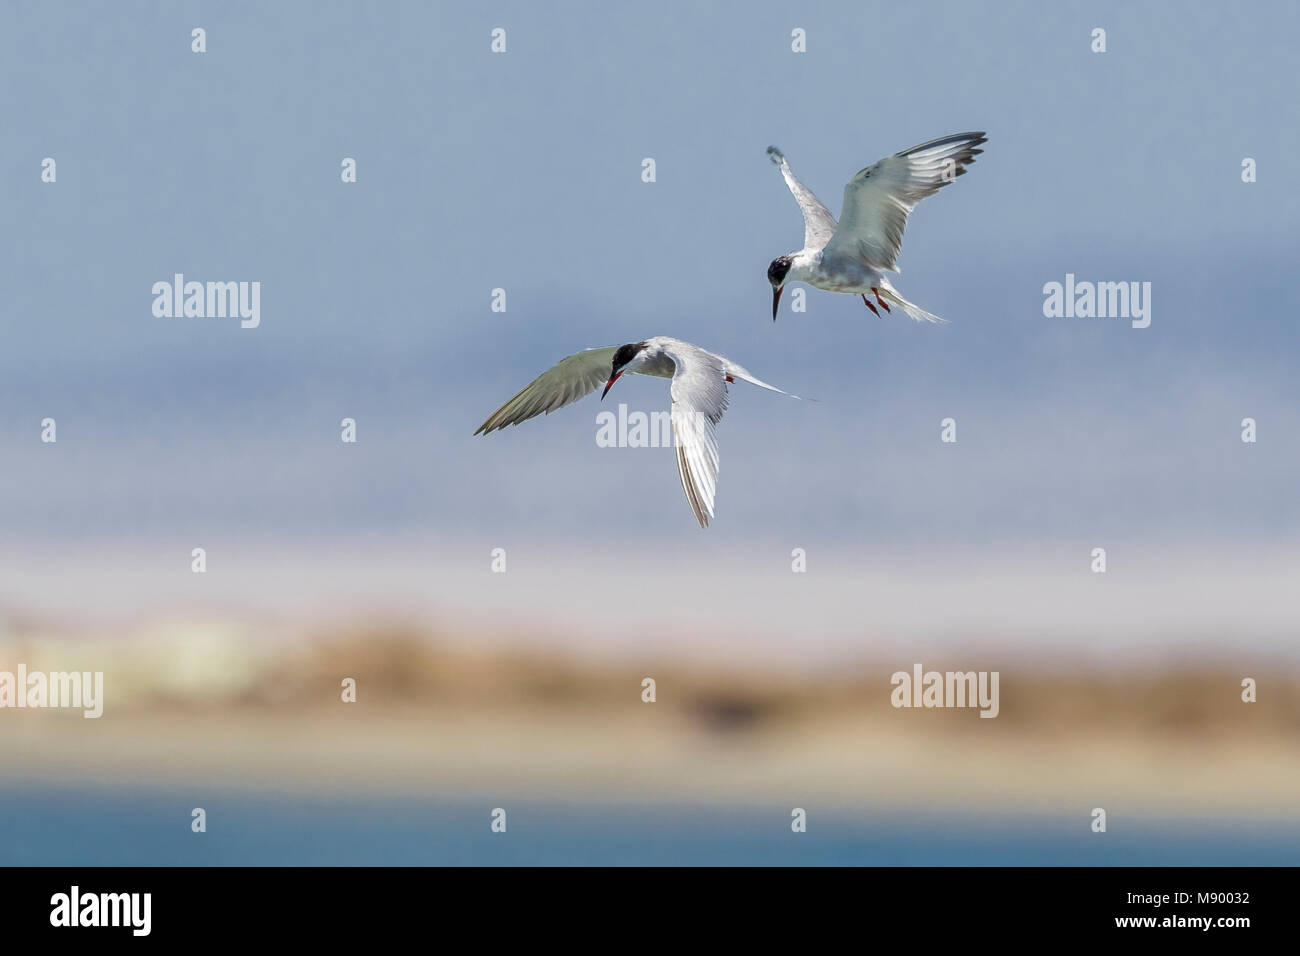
475, 347, 618, 434
767, 146, 837, 252
659, 340, 730, 528
822, 132, 986, 273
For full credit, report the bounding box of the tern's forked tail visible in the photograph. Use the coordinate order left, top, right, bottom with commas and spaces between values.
877, 281, 949, 324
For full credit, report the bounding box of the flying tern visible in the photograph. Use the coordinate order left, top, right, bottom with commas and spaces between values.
766, 132, 987, 322
475, 336, 799, 527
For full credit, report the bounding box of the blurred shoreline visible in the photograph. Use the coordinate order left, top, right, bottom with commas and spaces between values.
4, 621, 1297, 820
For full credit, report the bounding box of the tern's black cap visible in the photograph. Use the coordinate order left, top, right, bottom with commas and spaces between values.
767, 255, 793, 286
612, 342, 647, 369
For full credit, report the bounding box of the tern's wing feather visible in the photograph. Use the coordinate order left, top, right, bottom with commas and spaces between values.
474, 347, 618, 434
822, 132, 986, 273
660, 341, 730, 528
767, 146, 837, 252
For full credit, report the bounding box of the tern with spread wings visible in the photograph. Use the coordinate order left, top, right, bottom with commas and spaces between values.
475, 337, 799, 527
766, 132, 987, 322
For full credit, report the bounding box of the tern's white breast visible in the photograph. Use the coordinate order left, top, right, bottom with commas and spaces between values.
806, 253, 884, 293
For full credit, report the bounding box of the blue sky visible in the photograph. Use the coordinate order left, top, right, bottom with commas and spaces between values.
2, 0, 1297, 560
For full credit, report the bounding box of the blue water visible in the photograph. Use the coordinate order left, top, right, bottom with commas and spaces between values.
2, 787, 1296, 865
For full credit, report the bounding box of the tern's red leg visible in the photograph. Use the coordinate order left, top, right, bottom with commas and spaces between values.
872, 288, 891, 313
725, 375, 734, 383
861, 294, 880, 317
